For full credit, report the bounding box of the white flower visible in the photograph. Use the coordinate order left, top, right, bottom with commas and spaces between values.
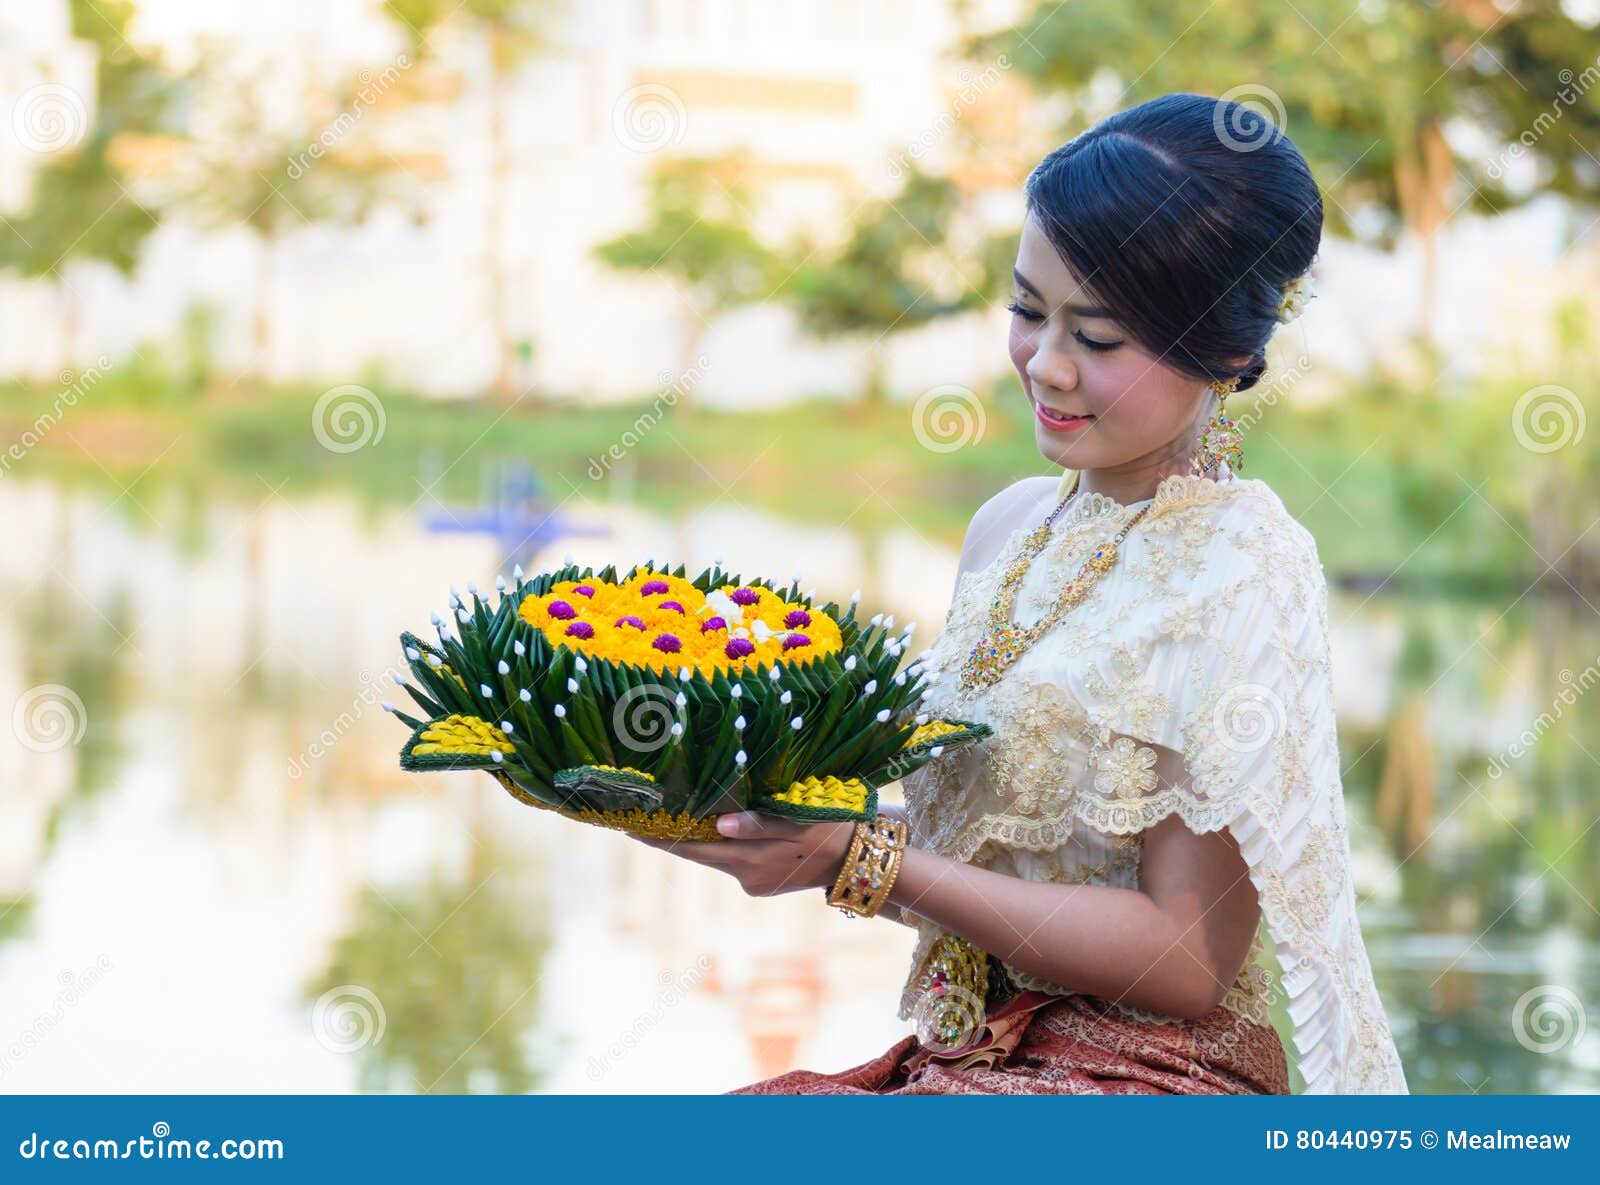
1093, 736, 1159, 801
1276, 270, 1315, 324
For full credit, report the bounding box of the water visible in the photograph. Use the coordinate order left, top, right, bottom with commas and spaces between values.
1, 473, 1596, 1094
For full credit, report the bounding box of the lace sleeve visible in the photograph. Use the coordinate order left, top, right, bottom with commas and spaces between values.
1057, 490, 1409, 1094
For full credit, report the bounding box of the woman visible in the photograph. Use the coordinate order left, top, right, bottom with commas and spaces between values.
631, 92, 1408, 1095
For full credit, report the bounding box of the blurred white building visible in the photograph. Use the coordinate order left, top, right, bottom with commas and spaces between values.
0, 0, 1593, 402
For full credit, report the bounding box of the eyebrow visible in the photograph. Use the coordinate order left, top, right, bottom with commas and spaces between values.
1013, 268, 1113, 319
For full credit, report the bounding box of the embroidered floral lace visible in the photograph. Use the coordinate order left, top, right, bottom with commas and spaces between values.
897, 472, 1408, 1094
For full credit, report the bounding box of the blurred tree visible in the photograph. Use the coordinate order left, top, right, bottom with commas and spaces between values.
780, 166, 992, 411
175, 50, 419, 381
592, 154, 781, 416
0, 0, 171, 369
971, 0, 1600, 362
384, 0, 557, 403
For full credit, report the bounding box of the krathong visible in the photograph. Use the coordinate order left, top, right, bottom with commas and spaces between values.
386, 561, 991, 841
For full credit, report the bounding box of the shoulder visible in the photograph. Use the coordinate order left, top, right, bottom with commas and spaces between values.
1147, 475, 1327, 614
959, 475, 1059, 575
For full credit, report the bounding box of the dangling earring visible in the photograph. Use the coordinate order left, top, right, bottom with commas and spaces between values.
1190, 376, 1244, 477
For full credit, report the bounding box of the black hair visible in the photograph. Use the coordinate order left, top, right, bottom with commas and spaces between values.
1023, 92, 1321, 391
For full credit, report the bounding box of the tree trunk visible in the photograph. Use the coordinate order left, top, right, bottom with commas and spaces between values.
487, 32, 513, 402
253, 234, 274, 383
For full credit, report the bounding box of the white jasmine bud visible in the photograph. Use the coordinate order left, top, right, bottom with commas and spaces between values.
554, 704, 567, 718
380, 701, 395, 712
514, 640, 525, 657
779, 690, 791, 705
500, 721, 514, 734
567, 677, 579, 693
844, 655, 857, 672
405, 647, 420, 661
734, 715, 746, 730
791, 715, 803, 730
876, 708, 891, 723
490, 750, 503, 763
497, 660, 510, 675
735, 749, 747, 765
864, 679, 878, 696
479, 684, 493, 698
519, 688, 532, 702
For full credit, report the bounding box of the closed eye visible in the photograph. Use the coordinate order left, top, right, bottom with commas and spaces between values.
1008, 301, 1123, 352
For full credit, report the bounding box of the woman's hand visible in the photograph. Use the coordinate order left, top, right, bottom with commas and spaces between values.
629, 812, 856, 899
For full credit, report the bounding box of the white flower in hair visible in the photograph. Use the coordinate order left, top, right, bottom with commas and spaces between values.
1276, 270, 1315, 324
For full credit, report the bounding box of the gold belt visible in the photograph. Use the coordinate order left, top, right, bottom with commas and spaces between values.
911, 932, 1019, 1048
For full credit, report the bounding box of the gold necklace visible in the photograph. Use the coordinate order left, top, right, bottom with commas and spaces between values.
958, 472, 1154, 692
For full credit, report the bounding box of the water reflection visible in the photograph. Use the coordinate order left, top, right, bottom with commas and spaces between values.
1, 475, 1596, 1093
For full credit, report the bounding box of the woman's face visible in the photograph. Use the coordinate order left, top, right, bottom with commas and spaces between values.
1008, 210, 1206, 475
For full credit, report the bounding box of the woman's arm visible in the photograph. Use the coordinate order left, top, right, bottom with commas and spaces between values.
885, 751, 1261, 1020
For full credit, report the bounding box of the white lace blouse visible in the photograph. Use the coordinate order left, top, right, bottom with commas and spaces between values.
897, 470, 1409, 1094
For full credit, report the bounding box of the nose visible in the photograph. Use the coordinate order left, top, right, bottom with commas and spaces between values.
1025, 333, 1077, 396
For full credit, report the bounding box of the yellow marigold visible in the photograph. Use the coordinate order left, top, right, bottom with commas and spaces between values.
518, 570, 842, 674
771, 775, 869, 812
411, 715, 512, 756
905, 719, 967, 747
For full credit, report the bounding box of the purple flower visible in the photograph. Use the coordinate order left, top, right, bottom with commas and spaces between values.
658, 600, 685, 614
700, 616, 728, 633
724, 638, 756, 659
784, 609, 811, 628
730, 587, 760, 606
652, 633, 682, 653
640, 579, 670, 596
614, 615, 646, 630
782, 633, 812, 651
573, 584, 596, 598
547, 600, 577, 620
564, 621, 595, 639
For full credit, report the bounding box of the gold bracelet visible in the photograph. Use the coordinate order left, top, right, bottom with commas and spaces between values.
825, 814, 907, 918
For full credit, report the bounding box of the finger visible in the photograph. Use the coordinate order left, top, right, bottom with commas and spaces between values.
716, 811, 800, 840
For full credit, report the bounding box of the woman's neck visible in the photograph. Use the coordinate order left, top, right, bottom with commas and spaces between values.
1075, 453, 1192, 507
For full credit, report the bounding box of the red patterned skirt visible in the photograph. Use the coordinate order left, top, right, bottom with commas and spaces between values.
729, 989, 1290, 1095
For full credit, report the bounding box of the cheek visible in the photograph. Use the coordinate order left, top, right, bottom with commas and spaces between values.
1007, 320, 1034, 378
